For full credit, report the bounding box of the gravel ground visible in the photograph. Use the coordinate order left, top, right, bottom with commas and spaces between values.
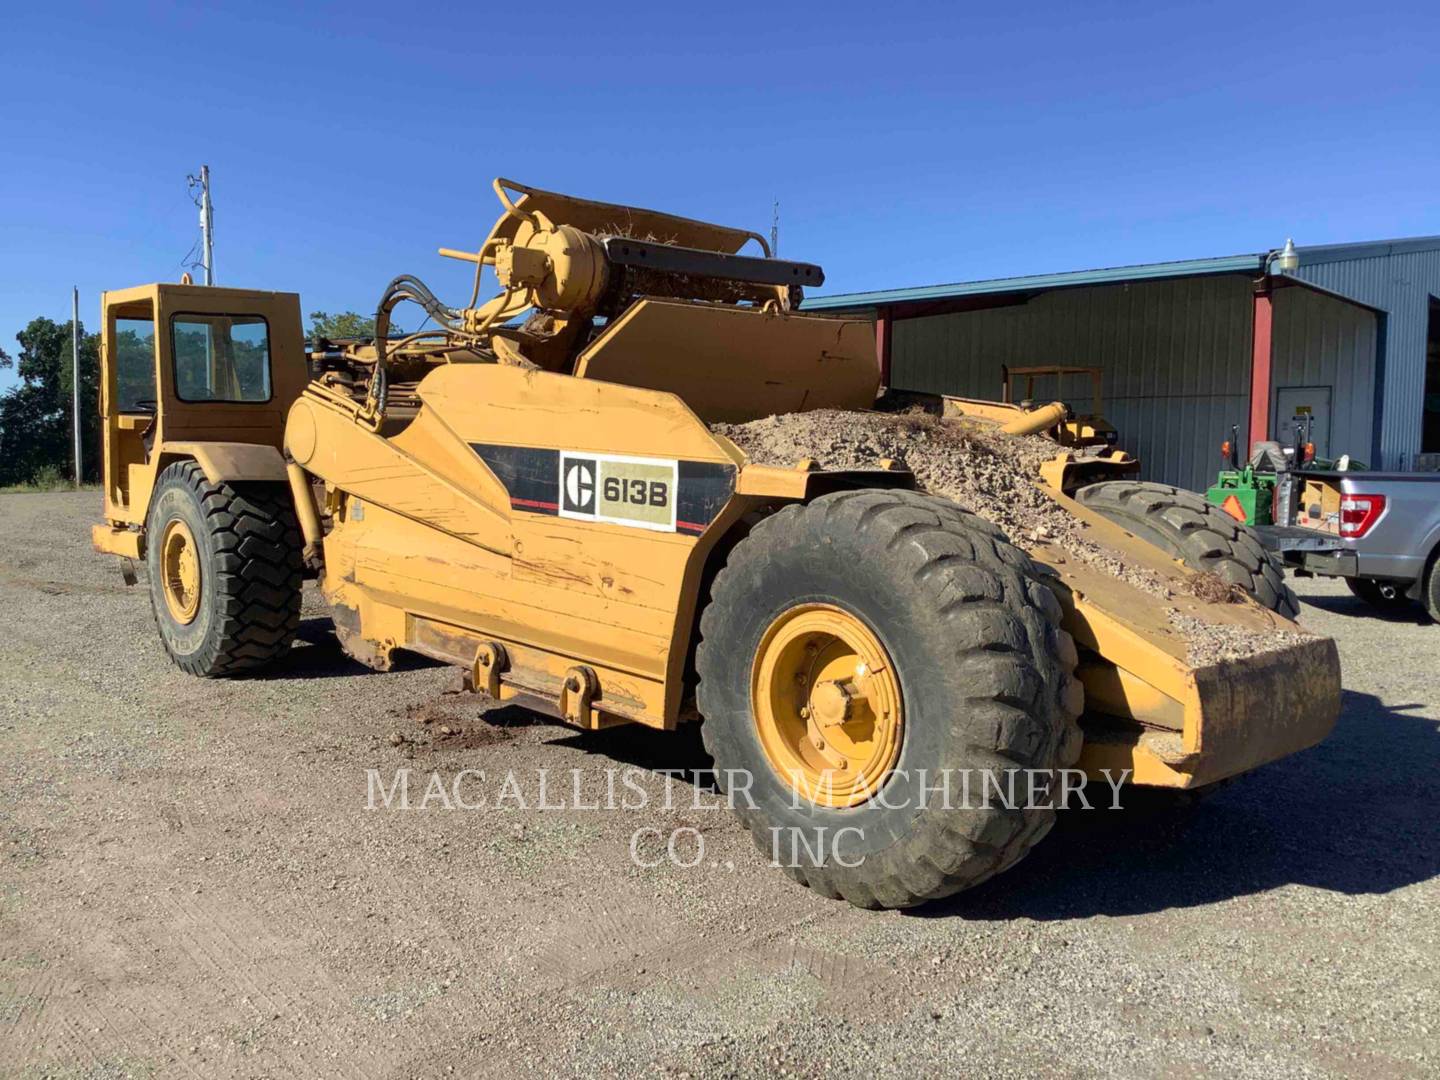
1, 492, 1436, 1079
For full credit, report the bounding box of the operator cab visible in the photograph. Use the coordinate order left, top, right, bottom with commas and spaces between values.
96, 283, 307, 530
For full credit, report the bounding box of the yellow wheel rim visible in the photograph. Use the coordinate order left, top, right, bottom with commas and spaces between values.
160, 518, 202, 624
751, 603, 903, 809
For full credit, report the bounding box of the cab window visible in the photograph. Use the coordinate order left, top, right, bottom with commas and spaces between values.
114, 317, 158, 412
171, 314, 272, 403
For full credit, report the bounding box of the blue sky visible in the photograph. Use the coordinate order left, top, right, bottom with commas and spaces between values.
2, 1, 1437, 389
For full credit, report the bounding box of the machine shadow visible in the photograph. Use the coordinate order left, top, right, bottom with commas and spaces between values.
255, 617, 445, 680
546, 720, 717, 790
1295, 591, 1433, 625
543, 689, 1439, 919
921, 688, 1440, 920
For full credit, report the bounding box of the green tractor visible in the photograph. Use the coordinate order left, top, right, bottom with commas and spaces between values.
1206, 425, 1279, 526
1205, 418, 1366, 527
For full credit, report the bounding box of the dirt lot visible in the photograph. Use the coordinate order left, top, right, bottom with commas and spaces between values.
2, 492, 1436, 1079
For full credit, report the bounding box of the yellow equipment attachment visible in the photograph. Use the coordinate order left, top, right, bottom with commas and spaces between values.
90, 178, 1340, 909
1002, 365, 1118, 446
892, 385, 1139, 495
923, 364, 1119, 444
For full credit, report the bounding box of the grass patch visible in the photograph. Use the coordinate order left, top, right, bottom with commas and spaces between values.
0, 481, 99, 494
0, 462, 92, 493
0, 464, 100, 494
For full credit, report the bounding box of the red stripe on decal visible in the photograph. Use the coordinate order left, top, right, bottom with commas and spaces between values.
512, 497, 558, 511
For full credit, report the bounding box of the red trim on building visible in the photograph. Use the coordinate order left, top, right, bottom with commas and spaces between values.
875, 311, 892, 386
1249, 287, 1274, 451
868, 293, 1033, 389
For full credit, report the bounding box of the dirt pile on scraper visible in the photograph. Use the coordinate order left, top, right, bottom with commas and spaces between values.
712, 409, 1315, 667
712, 409, 1167, 592
1166, 611, 1313, 666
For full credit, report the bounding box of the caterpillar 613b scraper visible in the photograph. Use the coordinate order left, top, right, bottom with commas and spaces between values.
92, 180, 1339, 908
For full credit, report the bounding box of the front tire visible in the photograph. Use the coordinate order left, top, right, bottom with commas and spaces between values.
1075, 481, 1300, 618
145, 461, 303, 676
696, 489, 1083, 909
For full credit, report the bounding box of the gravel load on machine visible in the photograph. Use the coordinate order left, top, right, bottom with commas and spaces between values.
1167, 611, 1313, 666
712, 409, 1313, 665
713, 409, 1168, 590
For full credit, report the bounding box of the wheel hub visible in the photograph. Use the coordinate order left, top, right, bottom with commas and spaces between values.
751, 604, 903, 808
809, 678, 857, 727
160, 518, 202, 624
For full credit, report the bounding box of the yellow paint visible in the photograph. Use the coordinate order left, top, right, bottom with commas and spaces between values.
97, 283, 308, 528
89, 178, 1342, 793
91, 523, 142, 559
749, 603, 903, 808
159, 518, 201, 624
1001, 401, 1068, 436
575, 299, 878, 424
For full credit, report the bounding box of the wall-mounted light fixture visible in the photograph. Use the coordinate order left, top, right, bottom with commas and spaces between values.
1268, 237, 1300, 274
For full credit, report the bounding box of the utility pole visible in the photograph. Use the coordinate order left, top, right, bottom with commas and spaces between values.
770, 199, 779, 258
198, 164, 214, 285
71, 287, 81, 487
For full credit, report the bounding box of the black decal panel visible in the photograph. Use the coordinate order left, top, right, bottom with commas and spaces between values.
472, 444, 735, 536
677, 461, 736, 534
471, 444, 560, 513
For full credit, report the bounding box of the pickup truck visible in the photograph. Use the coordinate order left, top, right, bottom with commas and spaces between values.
1262, 469, 1440, 621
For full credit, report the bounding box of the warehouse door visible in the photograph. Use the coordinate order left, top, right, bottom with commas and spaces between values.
1275, 386, 1332, 458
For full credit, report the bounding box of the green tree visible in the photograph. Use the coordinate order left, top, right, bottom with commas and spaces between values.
0, 317, 101, 486
308, 311, 403, 341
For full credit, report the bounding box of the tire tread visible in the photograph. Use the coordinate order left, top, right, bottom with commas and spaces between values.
1075, 481, 1300, 618
695, 489, 1081, 909
148, 461, 302, 676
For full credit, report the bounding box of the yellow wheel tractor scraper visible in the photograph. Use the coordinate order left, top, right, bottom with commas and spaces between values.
92, 180, 1339, 909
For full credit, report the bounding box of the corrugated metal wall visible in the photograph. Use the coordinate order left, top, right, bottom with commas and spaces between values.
1293, 250, 1440, 469
890, 276, 1253, 492
890, 274, 1379, 492
1271, 286, 1376, 460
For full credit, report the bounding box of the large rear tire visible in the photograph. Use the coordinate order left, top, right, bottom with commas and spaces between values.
695, 489, 1083, 909
145, 461, 303, 676
1075, 481, 1300, 618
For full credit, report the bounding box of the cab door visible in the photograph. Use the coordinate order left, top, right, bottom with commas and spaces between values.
99, 287, 161, 523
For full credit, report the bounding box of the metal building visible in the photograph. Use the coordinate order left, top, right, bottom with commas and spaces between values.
804, 237, 1440, 491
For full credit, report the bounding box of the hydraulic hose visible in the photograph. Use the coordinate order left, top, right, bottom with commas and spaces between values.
369, 274, 465, 423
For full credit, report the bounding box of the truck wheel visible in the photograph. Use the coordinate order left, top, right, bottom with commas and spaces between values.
1423, 559, 1440, 623
695, 489, 1083, 909
1345, 577, 1413, 612
145, 461, 303, 676
1075, 481, 1300, 619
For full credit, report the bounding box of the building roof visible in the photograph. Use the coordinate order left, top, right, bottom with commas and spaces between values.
801, 234, 1440, 313
1291, 234, 1440, 266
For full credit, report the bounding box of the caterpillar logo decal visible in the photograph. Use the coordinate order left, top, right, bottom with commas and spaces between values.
471, 444, 734, 536
559, 452, 676, 531
561, 457, 597, 514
